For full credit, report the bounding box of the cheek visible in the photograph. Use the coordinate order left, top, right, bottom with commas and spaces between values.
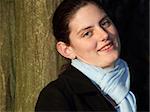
84, 40, 97, 52
109, 27, 120, 43
109, 25, 119, 36
75, 40, 97, 53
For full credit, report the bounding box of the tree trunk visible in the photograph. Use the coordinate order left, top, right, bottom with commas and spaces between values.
0, 0, 14, 111
0, 0, 65, 112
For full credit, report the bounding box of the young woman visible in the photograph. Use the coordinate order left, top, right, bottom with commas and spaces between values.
35, 0, 136, 111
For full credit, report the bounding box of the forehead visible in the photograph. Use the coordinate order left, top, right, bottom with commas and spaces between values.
69, 3, 106, 33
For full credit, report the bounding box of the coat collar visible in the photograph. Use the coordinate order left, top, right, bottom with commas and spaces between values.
59, 65, 101, 94
58, 65, 115, 111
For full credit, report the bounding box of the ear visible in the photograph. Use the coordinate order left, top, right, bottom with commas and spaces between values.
56, 41, 76, 59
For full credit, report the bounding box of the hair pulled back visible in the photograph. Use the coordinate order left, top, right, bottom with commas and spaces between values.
52, 0, 104, 45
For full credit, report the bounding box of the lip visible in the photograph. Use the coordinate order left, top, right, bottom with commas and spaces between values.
97, 41, 114, 52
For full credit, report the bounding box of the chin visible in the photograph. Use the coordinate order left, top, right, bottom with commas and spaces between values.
101, 54, 119, 68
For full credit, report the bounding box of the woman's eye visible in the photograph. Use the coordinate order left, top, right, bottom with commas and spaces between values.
100, 18, 112, 28
83, 31, 93, 38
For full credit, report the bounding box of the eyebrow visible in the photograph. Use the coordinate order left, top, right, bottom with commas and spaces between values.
77, 15, 108, 35
77, 26, 93, 35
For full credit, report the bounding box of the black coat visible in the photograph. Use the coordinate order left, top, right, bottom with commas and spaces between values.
35, 65, 115, 111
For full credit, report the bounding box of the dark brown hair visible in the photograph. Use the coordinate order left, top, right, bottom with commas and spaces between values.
52, 0, 105, 45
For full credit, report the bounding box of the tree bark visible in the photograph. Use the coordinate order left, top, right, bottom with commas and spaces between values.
0, 0, 65, 112
0, 0, 14, 111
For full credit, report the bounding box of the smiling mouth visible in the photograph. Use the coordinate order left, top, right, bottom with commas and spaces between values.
97, 41, 114, 52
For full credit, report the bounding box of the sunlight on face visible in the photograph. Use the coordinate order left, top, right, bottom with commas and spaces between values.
69, 3, 120, 68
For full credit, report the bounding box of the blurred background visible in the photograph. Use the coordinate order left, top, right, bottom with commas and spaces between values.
0, 0, 149, 111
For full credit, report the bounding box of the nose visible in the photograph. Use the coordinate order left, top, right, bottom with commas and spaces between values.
95, 26, 109, 42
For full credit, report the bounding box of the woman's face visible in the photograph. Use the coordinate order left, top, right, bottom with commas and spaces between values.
68, 3, 120, 68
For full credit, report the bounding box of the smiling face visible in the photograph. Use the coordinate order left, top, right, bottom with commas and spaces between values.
68, 3, 120, 68
57, 3, 120, 68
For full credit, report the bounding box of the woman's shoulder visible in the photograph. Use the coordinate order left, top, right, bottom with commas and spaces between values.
35, 68, 75, 111
41, 75, 69, 94
44, 66, 75, 91
37, 66, 78, 99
